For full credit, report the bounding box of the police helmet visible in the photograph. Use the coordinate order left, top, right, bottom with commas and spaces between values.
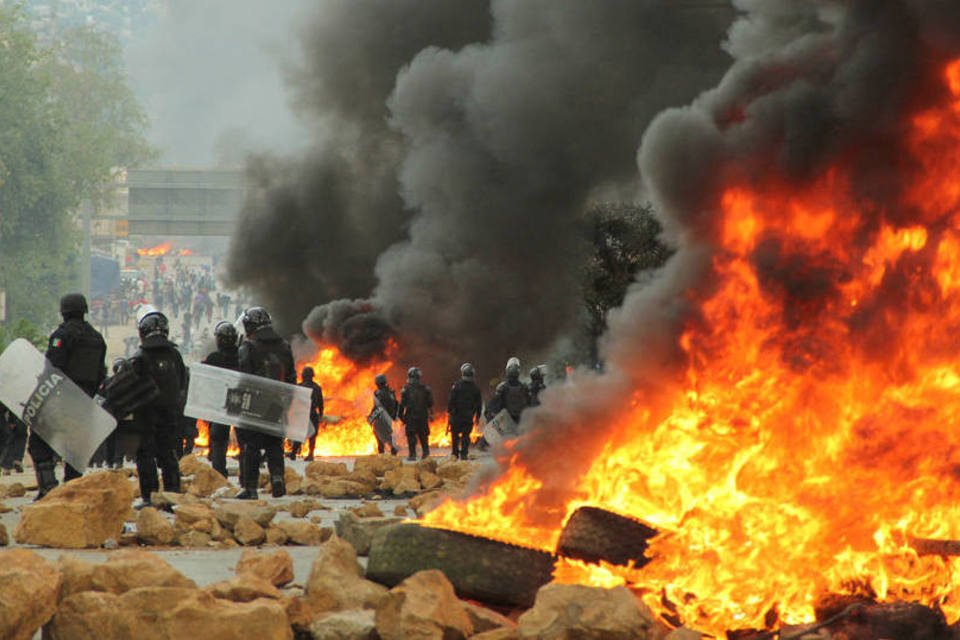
460, 363, 475, 380
112, 357, 126, 374
375, 374, 389, 388
301, 366, 315, 380
214, 321, 238, 350
505, 357, 521, 380
242, 306, 272, 335
60, 293, 88, 317
530, 366, 544, 381
407, 367, 422, 382
138, 311, 169, 341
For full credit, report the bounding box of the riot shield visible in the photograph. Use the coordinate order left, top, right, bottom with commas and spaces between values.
482, 409, 519, 448
0, 339, 117, 471
183, 363, 311, 441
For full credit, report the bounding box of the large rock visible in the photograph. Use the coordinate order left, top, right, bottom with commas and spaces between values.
311, 609, 378, 640
205, 574, 282, 602
187, 465, 230, 497
305, 535, 387, 614
305, 477, 371, 498
465, 602, 517, 635
60, 551, 196, 598
278, 520, 331, 546
285, 467, 303, 495
408, 491, 445, 517
0, 549, 61, 640
235, 548, 295, 587
234, 516, 266, 546
418, 471, 443, 491
517, 584, 664, 640
305, 460, 349, 479
345, 469, 379, 493
13, 471, 135, 548
46, 586, 293, 640
178, 453, 206, 476
381, 467, 420, 493
435, 460, 476, 481
374, 569, 473, 640
335, 512, 403, 556
174, 503, 222, 539
136, 507, 175, 546
214, 501, 277, 530
353, 456, 402, 477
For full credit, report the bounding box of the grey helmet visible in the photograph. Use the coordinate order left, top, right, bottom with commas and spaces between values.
407, 367, 422, 382
112, 357, 126, 374
138, 311, 169, 341
214, 321, 238, 350
375, 374, 389, 388
242, 306, 272, 335
460, 363, 475, 380
60, 293, 88, 317
530, 366, 544, 381
505, 356, 521, 380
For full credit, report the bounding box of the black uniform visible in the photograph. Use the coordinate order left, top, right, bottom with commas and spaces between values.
238, 327, 296, 497
447, 379, 482, 460
291, 380, 323, 460
529, 379, 546, 407
398, 381, 433, 460
1, 410, 26, 472
131, 336, 187, 500
490, 378, 530, 423
371, 385, 399, 455
202, 345, 239, 478
31, 317, 107, 488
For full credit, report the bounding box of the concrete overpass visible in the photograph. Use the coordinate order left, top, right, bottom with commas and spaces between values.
125, 168, 244, 236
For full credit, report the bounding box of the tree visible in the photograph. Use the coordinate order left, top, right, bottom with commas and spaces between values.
0, 8, 154, 336
580, 202, 673, 363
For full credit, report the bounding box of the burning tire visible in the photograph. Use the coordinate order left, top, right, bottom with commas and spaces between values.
366, 523, 555, 607
556, 506, 657, 567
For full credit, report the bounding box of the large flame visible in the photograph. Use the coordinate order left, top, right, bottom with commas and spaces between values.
425, 59, 960, 635
136, 242, 173, 257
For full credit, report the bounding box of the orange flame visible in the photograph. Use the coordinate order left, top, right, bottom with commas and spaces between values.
425, 58, 960, 635
136, 242, 173, 257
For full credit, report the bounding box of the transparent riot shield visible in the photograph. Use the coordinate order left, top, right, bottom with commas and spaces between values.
183, 363, 311, 441
0, 339, 117, 471
482, 409, 519, 448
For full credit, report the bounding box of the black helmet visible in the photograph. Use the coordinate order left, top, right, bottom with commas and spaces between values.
530, 366, 543, 381
242, 306, 272, 334
214, 321, 238, 350
138, 311, 169, 341
505, 357, 521, 380
301, 366, 314, 380
460, 363, 475, 380
407, 367, 421, 382
60, 293, 88, 317
375, 374, 388, 388
112, 357, 126, 374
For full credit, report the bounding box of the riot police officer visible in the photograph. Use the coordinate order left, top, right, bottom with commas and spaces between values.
236, 307, 295, 499
290, 366, 323, 461
398, 367, 433, 461
447, 363, 482, 461
202, 321, 239, 478
369, 374, 399, 455
489, 357, 530, 423
131, 310, 187, 505
31, 293, 107, 498
529, 366, 546, 407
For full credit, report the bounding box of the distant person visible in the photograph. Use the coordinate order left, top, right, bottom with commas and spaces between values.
368, 374, 399, 456
202, 321, 239, 478
30, 294, 107, 498
289, 366, 323, 461
447, 363, 482, 461
529, 366, 546, 407
487, 357, 530, 424
398, 367, 433, 461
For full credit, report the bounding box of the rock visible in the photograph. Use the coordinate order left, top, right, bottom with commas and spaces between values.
176, 529, 213, 547
418, 471, 443, 491
415, 458, 438, 475
305, 460, 349, 479
4, 482, 26, 498
517, 584, 663, 640
311, 609, 378, 640
236, 548, 295, 587
278, 520, 330, 546
306, 477, 372, 498
408, 491, 445, 517
392, 478, 422, 495
175, 503, 222, 537
214, 501, 277, 530
285, 467, 303, 495
464, 602, 517, 634
305, 535, 387, 614
150, 490, 198, 511
205, 574, 282, 602
374, 569, 473, 640
0, 502, 11, 514
187, 465, 230, 497
666, 630, 703, 640
0, 523, 7, 546
47, 586, 293, 640
472, 630, 520, 640
289, 500, 314, 518
353, 455, 402, 477
136, 507, 175, 546
0, 549, 61, 640
381, 466, 419, 492
285, 595, 314, 636
435, 460, 475, 481
234, 515, 266, 546
13, 471, 135, 548
351, 502, 384, 518
346, 469, 379, 493
177, 453, 206, 476
393, 505, 409, 517
266, 525, 289, 546
60, 551, 196, 597
335, 512, 403, 556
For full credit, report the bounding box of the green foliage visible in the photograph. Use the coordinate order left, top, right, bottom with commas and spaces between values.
581, 202, 673, 350
0, 317, 48, 352
0, 7, 154, 331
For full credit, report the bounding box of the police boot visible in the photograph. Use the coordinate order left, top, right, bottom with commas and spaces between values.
137, 459, 160, 506
161, 462, 181, 493
270, 473, 285, 498
236, 466, 259, 500
34, 460, 58, 500
236, 482, 259, 500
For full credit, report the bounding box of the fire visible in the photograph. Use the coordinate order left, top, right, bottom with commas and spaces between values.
193, 419, 241, 458
425, 59, 960, 635
136, 241, 172, 257
297, 343, 452, 457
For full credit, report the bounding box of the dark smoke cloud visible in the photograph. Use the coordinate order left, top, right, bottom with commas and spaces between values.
226, 0, 492, 335
283, 1, 734, 387
496, 0, 960, 530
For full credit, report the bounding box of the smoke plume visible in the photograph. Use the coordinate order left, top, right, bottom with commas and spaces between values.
229, 0, 734, 387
